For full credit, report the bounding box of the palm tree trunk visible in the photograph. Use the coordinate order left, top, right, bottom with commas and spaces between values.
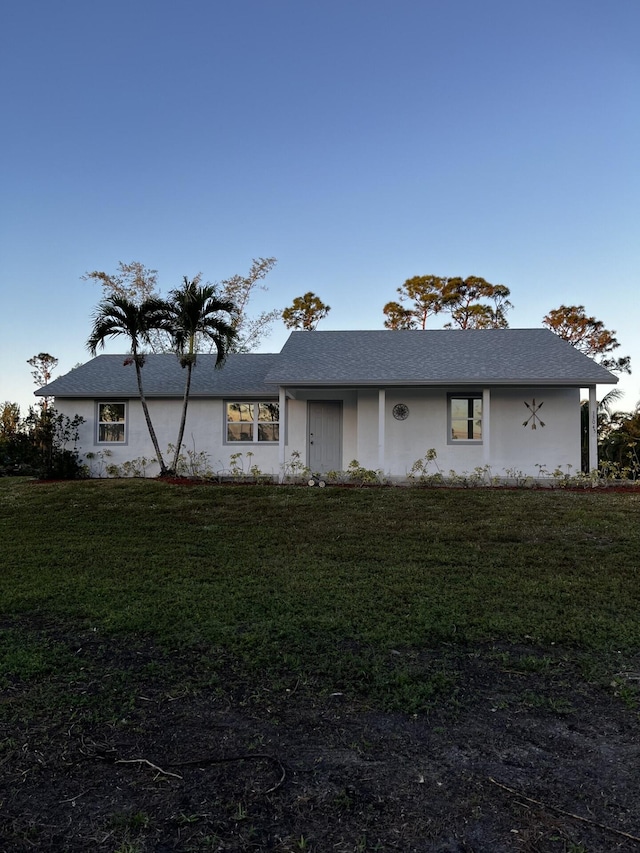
134, 357, 167, 476
172, 361, 193, 475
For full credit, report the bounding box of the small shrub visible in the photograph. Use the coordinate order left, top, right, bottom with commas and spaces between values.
84, 449, 113, 478
121, 457, 156, 478
345, 459, 383, 486
455, 465, 491, 487
503, 466, 535, 488
408, 449, 445, 485
168, 441, 213, 479
281, 450, 311, 483
224, 452, 272, 483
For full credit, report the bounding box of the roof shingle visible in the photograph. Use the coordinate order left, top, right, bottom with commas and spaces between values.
36, 329, 617, 398
36, 353, 280, 397
264, 329, 617, 386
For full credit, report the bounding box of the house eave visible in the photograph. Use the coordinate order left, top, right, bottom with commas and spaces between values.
39, 375, 617, 400
264, 377, 618, 388
37, 390, 281, 399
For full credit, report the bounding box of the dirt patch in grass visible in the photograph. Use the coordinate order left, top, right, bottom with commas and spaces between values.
1, 619, 639, 852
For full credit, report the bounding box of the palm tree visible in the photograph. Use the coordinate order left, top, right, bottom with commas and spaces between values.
87, 295, 169, 475
159, 277, 237, 474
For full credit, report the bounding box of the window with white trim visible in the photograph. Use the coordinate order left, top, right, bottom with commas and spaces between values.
226, 402, 279, 443
97, 402, 127, 443
449, 395, 482, 442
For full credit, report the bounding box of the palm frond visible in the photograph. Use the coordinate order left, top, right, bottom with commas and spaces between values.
87, 295, 155, 354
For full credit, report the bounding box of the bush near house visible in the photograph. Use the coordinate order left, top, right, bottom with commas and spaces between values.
0, 407, 86, 479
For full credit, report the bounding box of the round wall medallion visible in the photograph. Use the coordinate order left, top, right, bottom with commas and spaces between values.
393, 403, 409, 421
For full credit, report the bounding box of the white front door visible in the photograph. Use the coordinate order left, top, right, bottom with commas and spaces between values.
308, 401, 342, 474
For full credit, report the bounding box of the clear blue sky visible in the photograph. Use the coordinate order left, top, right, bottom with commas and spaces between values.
1, 0, 638, 414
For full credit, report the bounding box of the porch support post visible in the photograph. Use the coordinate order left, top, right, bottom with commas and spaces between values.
378, 388, 386, 473
278, 386, 286, 482
482, 387, 491, 478
588, 385, 598, 473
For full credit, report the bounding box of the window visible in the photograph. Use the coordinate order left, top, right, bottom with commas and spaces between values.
449, 396, 482, 442
98, 402, 126, 442
226, 402, 279, 443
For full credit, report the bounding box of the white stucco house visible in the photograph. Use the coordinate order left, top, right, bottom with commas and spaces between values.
36, 329, 617, 480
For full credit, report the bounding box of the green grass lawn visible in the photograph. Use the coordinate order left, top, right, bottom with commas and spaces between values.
1, 478, 639, 711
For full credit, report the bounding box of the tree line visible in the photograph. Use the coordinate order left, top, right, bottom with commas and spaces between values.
0, 353, 87, 479
383, 275, 512, 331
80, 261, 635, 378
79, 261, 334, 476
0, 400, 85, 479
1, 261, 635, 479
0, 260, 333, 479
381, 273, 631, 376
82, 260, 333, 347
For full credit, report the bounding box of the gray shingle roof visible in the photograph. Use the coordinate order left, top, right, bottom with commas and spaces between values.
37, 330, 617, 398
36, 353, 281, 398
264, 329, 617, 386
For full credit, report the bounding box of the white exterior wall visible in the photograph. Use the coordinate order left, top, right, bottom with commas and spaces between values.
355, 391, 379, 470
380, 387, 581, 478
56, 397, 281, 478
284, 386, 581, 479
487, 387, 581, 476
57, 385, 582, 480
282, 386, 580, 479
